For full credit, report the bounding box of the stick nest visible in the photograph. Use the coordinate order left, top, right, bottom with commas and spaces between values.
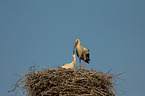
9, 67, 117, 96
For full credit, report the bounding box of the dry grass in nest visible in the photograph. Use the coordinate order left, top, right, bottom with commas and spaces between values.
9, 65, 128, 96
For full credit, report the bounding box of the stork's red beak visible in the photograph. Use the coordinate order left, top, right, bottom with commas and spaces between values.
73, 42, 78, 50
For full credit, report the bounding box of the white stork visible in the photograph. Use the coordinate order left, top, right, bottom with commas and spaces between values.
61, 50, 76, 69
73, 39, 90, 69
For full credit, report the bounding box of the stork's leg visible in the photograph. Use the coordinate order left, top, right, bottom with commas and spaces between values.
79, 59, 81, 69
83, 58, 86, 69
83, 61, 85, 69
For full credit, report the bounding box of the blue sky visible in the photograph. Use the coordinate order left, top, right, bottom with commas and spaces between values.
0, 0, 145, 96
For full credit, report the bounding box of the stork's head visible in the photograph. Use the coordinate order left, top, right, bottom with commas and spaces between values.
73, 39, 80, 50
72, 50, 76, 58
73, 49, 75, 54
72, 53, 76, 58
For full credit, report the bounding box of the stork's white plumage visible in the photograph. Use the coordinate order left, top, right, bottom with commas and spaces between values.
61, 52, 76, 69
73, 39, 90, 69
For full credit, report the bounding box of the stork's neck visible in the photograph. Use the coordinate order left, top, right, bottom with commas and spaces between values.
72, 54, 76, 66
73, 54, 76, 61
77, 42, 81, 47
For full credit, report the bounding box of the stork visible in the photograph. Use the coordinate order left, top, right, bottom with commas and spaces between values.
61, 50, 76, 69
73, 39, 90, 69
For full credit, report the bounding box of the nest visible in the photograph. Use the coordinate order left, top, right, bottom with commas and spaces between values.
9, 66, 118, 96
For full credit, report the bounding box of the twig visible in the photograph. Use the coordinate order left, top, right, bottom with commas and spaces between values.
115, 70, 133, 77
8, 77, 25, 92
9, 63, 27, 74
